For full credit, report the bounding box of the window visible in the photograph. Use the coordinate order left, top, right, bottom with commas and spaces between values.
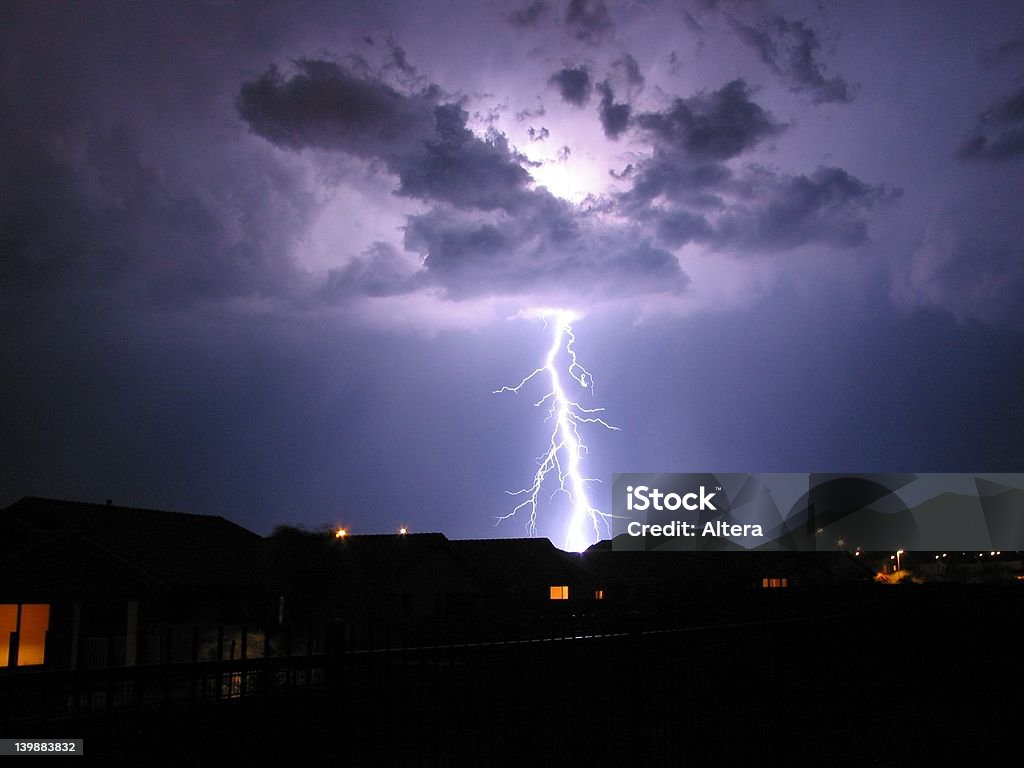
549, 585, 569, 600
0, 605, 15, 667
594, 589, 605, 600
0, 603, 50, 667
761, 578, 788, 589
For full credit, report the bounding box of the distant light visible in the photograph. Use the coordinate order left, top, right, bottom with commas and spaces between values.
399, 527, 408, 535
890, 555, 896, 560
990, 551, 996, 556
335, 528, 347, 539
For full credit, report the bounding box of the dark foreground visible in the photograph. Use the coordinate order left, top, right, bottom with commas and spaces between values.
7, 586, 1021, 766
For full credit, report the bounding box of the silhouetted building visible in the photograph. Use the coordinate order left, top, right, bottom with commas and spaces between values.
2, 495, 892, 674
450, 538, 595, 609
333, 532, 484, 619
0, 497, 269, 670
580, 541, 876, 608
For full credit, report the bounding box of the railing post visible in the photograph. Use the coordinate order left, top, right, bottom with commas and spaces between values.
239, 626, 248, 698
190, 626, 200, 704
306, 624, 314, 689
215, 625, 224, 700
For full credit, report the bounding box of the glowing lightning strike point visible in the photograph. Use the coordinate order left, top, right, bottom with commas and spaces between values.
494, 309, 620, 552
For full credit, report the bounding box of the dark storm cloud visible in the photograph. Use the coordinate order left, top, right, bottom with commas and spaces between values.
895, 207, 1024, 331
226, 43, 870, 303
402, 200, 689, 301
237, 59, 437, 157
596, 81, 631, 140
565, 0, 615, 44
653, 209, 712, 247
0, 120, 307, 307
320, 242, 427, 300
712, 166, 900, 252
507, 0, 549, 28
633, 80, 783, 162
613, 81, 895, 255
620, 165, 895, 254
730, 14, 853, 104
956, 85, 1024, 162
239, 57, 689, 303
548, 66, 593, 106
239, 61, 535, 212
0, 2, 319, 312
396, 104, 536, 210
618, 157, 732, 207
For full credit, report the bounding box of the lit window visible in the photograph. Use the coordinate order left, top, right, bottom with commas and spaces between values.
761, 578, 788, 589
0, 603, 50, 666
549, 585, 569, 600
594, 589, 605, 600
0, 604, 16, 667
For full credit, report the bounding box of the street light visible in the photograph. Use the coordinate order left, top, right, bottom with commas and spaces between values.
896, 549, 904, 573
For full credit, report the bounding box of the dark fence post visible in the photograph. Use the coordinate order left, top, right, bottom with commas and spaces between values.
306, 624, 314, 689
215, 625, 224, 700
189, 626, 199, 706
239, 626, 248, 698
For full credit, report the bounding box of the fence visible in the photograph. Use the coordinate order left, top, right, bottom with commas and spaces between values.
1, 587, 1020, 765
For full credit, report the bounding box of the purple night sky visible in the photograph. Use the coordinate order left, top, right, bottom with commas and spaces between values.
3, 1, 1024, 545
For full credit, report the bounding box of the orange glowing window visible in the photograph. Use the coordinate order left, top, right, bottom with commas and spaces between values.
549, 585, 569, 600
761, 578, 788, 589
0, 604, 16, 667
0, 603, 50, 667
594, 589, 605, 600
18, 605, 49, 666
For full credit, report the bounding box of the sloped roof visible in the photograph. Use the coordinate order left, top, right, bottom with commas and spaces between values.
1, 497, 265, 590
264, 529, 484, 598
333, 532, 473, 587
450, 537, 589, 589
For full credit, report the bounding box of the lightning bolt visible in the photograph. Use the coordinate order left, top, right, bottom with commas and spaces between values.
494, 309, 619, 552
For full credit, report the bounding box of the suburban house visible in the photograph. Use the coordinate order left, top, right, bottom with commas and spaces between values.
580, 541, 876, 609
0, 497, 270, 670
266, 528, 485, 626
1, 495, 881, 674
449, 537, 596, 610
